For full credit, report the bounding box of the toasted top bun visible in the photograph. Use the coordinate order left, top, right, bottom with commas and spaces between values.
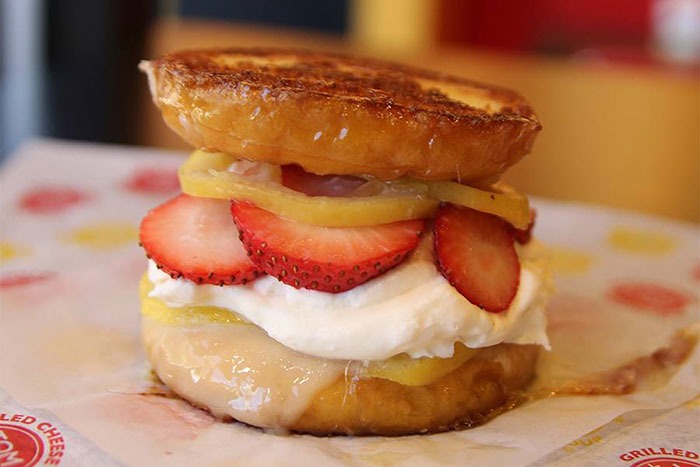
141, 48, 541, 182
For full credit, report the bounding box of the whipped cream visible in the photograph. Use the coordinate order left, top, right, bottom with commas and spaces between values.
147, 236, 552, 361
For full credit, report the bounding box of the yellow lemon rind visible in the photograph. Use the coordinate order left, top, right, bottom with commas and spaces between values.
179, 150, 530, 228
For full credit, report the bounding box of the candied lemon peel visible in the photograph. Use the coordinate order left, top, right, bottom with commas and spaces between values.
179, 150, 531, 229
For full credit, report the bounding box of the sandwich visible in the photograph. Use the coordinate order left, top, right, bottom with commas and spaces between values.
137, 48, 552, 435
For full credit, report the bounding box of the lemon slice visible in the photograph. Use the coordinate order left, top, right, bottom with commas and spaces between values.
179, 150, 530, 228
427, 181, 531, 229
360, 343, 478, 386
179, 151, 438, 227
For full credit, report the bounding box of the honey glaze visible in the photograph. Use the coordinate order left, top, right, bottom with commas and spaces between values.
141, 316, 346, 429
528, 327, 698, 399
139, 372, 179, 399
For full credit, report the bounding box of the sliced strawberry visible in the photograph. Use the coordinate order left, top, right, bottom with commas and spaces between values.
231, 201, 424, 293
512, 209, 536, 244
434, 204, 520, 313
281, 164, 366, 197
140, 194, 260, 285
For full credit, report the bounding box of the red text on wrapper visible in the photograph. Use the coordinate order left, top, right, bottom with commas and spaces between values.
619, 447, 700, 466
0, 413, 65, 466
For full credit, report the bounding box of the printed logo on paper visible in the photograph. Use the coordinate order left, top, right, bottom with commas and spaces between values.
619, 447, 700, 466
0, 413, 65, 466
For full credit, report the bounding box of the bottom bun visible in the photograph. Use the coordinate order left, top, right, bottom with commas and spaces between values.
296, 343, 539, 436
142, 315, 539, 436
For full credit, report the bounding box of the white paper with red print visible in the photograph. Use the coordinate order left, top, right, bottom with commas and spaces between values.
0, 139, 698, 467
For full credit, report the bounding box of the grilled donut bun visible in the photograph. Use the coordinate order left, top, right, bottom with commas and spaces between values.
140, 48, 540, 182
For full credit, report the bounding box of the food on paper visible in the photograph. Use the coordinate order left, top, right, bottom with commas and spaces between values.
137, 48, 551, 435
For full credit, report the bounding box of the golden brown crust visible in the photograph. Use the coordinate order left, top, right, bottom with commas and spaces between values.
292, 343, 539, 436
141, 48, 541, 181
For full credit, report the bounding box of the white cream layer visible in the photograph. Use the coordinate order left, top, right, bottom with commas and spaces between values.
148, 237, 552, 361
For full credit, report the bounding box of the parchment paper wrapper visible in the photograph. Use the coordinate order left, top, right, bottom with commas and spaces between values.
1, 140, 698, 466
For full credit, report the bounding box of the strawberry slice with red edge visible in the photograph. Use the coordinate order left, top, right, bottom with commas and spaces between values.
231, 201, 424, 293
434, 204, 520, 313
140, 194, 260, 285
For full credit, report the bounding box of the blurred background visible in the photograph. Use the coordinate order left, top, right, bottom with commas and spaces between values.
1, 0, 698, 222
